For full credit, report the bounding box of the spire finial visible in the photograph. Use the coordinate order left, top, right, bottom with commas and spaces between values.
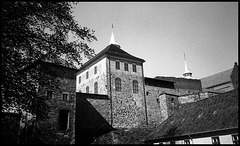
183, 52, 192, 79
109, 23, 118, 45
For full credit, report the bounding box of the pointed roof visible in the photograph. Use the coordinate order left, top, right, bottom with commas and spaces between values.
77, 44, 145, 75
109, 31, 118, 45
183, 53, 192, 78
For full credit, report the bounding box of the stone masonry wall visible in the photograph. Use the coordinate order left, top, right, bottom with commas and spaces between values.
145, 85, 199, 127
178, 92, 219, 104
38, 77, 76, 144
108, 59, 146, 128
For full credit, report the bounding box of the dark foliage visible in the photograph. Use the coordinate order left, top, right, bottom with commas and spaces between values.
1, 2, 97, 120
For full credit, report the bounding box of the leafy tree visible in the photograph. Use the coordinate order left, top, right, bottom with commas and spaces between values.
2, 2, 97, 120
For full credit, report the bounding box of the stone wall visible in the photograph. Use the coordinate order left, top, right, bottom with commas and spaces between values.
145, 85, 199, 127
108, 58, 147, 128
38, 77, 76, 144
178, 92, 220, 104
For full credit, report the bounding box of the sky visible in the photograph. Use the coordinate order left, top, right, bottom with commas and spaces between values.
72, 2, 238, 79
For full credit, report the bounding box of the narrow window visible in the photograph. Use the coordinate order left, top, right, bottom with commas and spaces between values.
62, 93, 69, 101
184, 139, 190, 144
94, 82, 98, 94
124, 63, 128, 71
212, 136, 220, 144
133, 64, 137, 72
79, 76, 81, 84
86, 71, 89, 79
47, 91, 53, 99
86, 86, 89, 93
94, 66, 97, 74
232, 134, 239, 145
115, 78, 121, 92
170, 141, 175, 145
133, 80, 139, 93
59, 110, 69, 130
116, 61, 120, 70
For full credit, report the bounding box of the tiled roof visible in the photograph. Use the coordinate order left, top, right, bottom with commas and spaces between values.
144, 89, 238, 142
77, 44, 145, 74
155, 76, 202, 90
200, 68, 233, 88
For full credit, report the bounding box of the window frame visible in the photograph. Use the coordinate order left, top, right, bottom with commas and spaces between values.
116, 61, 120, 70
133, 80, 139, 94
124, 63, 128, 71
115, 78, 122, 92
59, 110, 70, 131
62, 92, 69, 101
132, 64, 137, 72
232, 134, 239, 145
94, 66, 97, 74
86, 86, 89, 93
94, 82, 98, 94
47, 90, 53, 99
79, 76, 81, 84
86, 71, 89, 79
184, 139, 190, 144
212, 136, 220, 145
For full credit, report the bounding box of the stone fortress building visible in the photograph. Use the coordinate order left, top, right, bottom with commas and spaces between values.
75, 29, 212, 131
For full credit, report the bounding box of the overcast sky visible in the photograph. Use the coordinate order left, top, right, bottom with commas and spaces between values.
72, 2, 238, 79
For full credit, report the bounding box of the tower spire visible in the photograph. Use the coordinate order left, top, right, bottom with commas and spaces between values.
183, 52, 192, 79
109, 23, 118, 45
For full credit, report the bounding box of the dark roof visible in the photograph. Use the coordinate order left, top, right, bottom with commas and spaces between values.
39, 61, 79, 80
145, 77, 175, 89
76, 92, 109, 100
77, 44, 145, 75
201, 68, 233, 89
145, 89, 238, 142
155, 76, 202, 90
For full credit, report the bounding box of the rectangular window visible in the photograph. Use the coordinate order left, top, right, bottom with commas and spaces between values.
116, 61, 120, 70
62, 93, 69, 101
232, 134, 239, 145
59, 110, 69, 130
133, 64, 137, 72
212, 136, 220, 144
94, 66, 97, 74
170, 141, 175, 145
184, 139, 190, 144
47, 91, 53, 99
124, 63, 128, 71
86, 71, 89, 79
79, 76, 81, 84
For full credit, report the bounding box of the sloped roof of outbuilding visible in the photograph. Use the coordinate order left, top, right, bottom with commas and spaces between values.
144, 89, 238, 142
200, 68, 233, 88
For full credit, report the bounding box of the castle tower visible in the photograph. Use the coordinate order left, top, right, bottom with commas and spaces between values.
183, 52, 192, 79
76, 25, 147, 128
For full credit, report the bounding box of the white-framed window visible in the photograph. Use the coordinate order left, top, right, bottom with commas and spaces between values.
94, 66, 97, 74
133, 80, 139, 93
62, 92, 69, 101
232, 134, 239, 145
94, 82, 98, 94
116, 61, 120, 70
86, 86, 89, 93
184, 139, 190, 144
212, 136, 220, 144
115, 78, 121, 92
124, 63, 128, 71
132, 64, 137, 72
79, 76, 81, 84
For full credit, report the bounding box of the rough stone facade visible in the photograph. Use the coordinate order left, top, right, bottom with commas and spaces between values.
178, 92, 220, 104
37, 62, 78, 144
145, 84, 200, 127
108, 58, 146, 128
